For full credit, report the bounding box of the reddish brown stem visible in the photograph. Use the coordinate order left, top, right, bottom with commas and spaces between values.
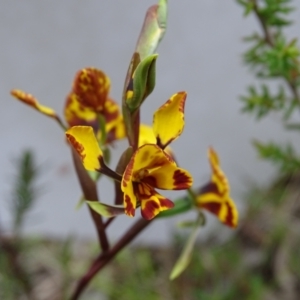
71, 148, 109, 252
70, 218, 151, 300
104, 217, 115, 229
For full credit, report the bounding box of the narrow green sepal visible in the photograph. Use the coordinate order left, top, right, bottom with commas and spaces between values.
157, 196, 193, 218
87, 201, 125, 217
126, 54, 158, 112
169, 214, 202, 280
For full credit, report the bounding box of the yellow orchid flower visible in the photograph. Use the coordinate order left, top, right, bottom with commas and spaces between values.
71, 67, 111, 113
64, 68, 126, 144
196, 147, 238, 228
121, 143, 193, 219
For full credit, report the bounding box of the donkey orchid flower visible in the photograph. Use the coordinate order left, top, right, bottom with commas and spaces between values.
121, 143, 193, 219
64, 67, 125, 143
196, 147, 238, 228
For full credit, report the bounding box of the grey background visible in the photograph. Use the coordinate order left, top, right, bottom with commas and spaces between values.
1, 0, 300, 244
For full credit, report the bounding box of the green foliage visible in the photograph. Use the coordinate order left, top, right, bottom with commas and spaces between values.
241, 85, 286, 119
244, 33, 300, 80
238, 0, 300, 173
10, 150, 40, 235
237, 0, 294, 26
0, 150, 41, 299
257, 0, 294, 26
254, 141, 300, 173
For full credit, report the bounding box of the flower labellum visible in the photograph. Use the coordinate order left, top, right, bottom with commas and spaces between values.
121, 144, 193, 219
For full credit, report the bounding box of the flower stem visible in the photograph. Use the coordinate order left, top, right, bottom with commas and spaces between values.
70, 218, 151, 300
71, 148, 109, 252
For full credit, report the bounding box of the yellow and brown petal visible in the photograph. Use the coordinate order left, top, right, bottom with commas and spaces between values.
66, 126, 103, 171
11, 89, 57, 118
153, 91, 187, 149
139, 124, 156, 146
137, 183, 174, 220
103, 99, 126, 143
139, 124, 174, 158
64, 92, 98, 128
196, 147, 238, 228
65, 94, 125, 144
72, 68, 111, 112
121, 144, 193, 219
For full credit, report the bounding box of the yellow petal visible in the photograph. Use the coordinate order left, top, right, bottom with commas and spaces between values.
144, 163, 193, 190
196, 147, 238, 228
104, 99, 126, 142
65, 126, 103, 171
131, 144, 175, 178
121, 145, 164, 217
208, 147, 230, 195
64, 92, 98, 127
153, 91, 187, 149
121, 180, 137, 218
11, 89, 57, 118
123, 144, 192, 190
139, 124, 156, 146
197, 193, 238, 228
73, 68, 111, 112
138, 183, 174, 220
139, 124, 174, 157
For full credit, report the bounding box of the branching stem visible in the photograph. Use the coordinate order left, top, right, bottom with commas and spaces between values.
251, 0, 300, 106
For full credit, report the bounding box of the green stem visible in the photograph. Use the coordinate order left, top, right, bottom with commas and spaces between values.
54, 115, 68, 131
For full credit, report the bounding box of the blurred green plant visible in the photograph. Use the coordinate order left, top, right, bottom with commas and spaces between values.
0, 150, 39, 299
9, 150, 40, 236
238, 0, 300, 173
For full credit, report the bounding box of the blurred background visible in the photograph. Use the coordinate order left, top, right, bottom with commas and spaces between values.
1, 0, 300, 244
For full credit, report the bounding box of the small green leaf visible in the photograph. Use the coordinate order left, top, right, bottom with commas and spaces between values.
157, 196, 193, 218
169, 216, 202, 280
87, 201, 125, 217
